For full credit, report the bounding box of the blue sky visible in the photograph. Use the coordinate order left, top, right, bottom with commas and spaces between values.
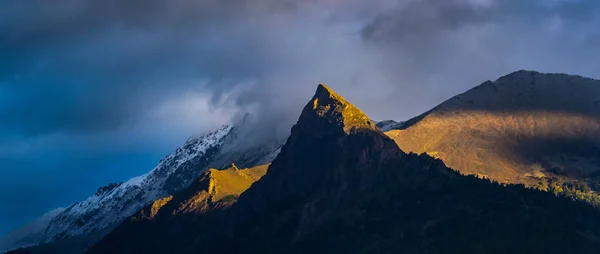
1, 0, 600, 236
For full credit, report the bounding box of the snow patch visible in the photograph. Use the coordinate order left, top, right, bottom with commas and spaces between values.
375, 120, 406, 132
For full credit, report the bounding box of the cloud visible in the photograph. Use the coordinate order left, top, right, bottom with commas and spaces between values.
2, 0, 600, 141
362, 0, 600, 42
0, 0, 315, 139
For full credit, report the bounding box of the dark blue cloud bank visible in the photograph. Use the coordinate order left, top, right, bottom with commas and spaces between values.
1, 0, 599, 235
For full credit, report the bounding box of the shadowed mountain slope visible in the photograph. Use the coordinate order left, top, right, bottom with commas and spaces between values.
386, 70, 600, 205
87, 84, 600, 254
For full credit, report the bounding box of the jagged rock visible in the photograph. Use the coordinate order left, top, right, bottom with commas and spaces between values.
94, 183, 123, 197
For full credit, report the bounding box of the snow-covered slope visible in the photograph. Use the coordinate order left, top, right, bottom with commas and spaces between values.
0, 208, 65, 253
41, 124, 234, 243
0, 118, 285, 252
375, 120, 406, 132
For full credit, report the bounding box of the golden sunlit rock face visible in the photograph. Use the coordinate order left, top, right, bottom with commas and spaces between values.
131, 164, 269, 220
175, 164, 269, 214
385, 71, 600, 205
311, 84, 378, 134
197, 164, 268, 203
149, 196, 173, 219
387, 111, 600, 181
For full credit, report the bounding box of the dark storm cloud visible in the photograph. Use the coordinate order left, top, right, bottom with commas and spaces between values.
2, 0, 600, 139
362, 0, 600, 42
0, 0, 300, 51
0, 0, 315, 138
0, 0, 395, 140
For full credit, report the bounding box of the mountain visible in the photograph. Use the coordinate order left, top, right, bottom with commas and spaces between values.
384, 70, 600, 205
9, 71, 600, 253
87, 84, 600, 254
0, 117, 284, 253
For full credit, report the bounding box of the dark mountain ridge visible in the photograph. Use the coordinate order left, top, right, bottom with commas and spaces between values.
85, 84, 600, 254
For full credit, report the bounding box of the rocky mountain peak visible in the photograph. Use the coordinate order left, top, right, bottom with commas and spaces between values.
307, 84, 378, 134
226, 84, 404, 235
